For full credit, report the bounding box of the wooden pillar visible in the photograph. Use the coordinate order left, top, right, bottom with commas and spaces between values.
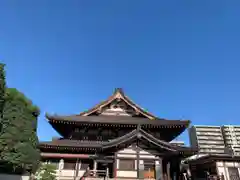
139, 160, 144, 179
162, 159, 166, 180
186, 164, 191, 179
106, 167, 109, 178
113, 152, 117, 178
74, 158, 80, 180
170, 159, 178, 180
162, 159, 170, 180
155, 158, 163, 180
93, 159, 97, 176
167, 161, 171, 180
136, 145, 140, 179
175, 159, 180, 180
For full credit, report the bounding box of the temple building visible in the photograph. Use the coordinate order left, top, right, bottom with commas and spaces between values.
39, 88, 196, 180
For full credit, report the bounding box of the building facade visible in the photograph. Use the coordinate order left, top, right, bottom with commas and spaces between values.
189, 125, 240, 155
39, 88, 196, 180
188, 125, 240, 180
189, 126, 226, 154
222, 126, 240, 155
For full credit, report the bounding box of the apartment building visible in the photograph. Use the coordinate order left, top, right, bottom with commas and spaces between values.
221, 125, 240, 155
189, 126, 226, 154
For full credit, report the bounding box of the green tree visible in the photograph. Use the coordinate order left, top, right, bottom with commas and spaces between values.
0, 88, 40, 174
35, 163, 57, 180
0, 63, 6, 129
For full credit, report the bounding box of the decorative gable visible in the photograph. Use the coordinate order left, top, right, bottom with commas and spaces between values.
100, 99, 137, 116
80, 88, 156, 120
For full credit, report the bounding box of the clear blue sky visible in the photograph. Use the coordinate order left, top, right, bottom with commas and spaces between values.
0, 1, 240, 144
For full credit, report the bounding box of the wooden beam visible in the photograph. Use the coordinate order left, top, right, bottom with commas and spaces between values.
41, 153, 92, 159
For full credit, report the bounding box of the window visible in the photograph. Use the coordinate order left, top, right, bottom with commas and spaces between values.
143, 160, 155, 171
80, 162, 89, 170
63, 160, 76, 170
118, 159, 135, 170
80, 160, 91, 170
228, 167, 240, 180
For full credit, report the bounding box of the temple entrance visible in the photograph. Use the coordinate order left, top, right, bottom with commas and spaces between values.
143, 159, 156, 179
96, 160, 114, 178
107, 162, 114, 178
80, 159, 93, 170
97, 162, 106, 177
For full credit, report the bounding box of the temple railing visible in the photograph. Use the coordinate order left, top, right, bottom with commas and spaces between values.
229, 175, 240, 180
207, 175, 224, 180
58, 178, 155, 180
193, 175, 224, 180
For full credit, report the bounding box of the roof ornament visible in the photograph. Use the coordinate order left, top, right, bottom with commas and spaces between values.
135, 110, 140, 116
137, 124, 141, 131
114, 88, 124, 94
137, 133, 142, 138
97, 107, 103, 114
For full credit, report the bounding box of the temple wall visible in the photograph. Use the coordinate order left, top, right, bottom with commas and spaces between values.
42, 146, 161, 179
116, 146, 157, 179
117, 153, 137, 158
216, 161, 240, 180
117, 146, 156, 158
118, 147, 136, 154
116, 170, 137, 178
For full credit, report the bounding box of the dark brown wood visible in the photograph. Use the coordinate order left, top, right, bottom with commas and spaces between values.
136, 144, 140, 179
47, 114, 189, 127
46, 115, 191, 145
113, 152, 117, 178
46, 113, 190, 141
167, 161, 171, 180
40, 126, 196, 158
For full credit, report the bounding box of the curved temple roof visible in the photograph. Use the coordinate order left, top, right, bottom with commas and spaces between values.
185, 154, 240, 165
101, 126, 195, 155
46, 114, 190, 126
40, 126, 197, 157
102, 127, 179, 152
45, 88, 191, 140
46, 114, 190, 141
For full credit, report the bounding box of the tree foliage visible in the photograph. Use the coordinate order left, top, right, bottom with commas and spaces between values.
0, 63, 6, 128
0, 64, 40, 174
35, 163, 57, 180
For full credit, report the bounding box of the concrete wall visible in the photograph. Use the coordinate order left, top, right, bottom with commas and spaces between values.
0, 174, 30, 180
